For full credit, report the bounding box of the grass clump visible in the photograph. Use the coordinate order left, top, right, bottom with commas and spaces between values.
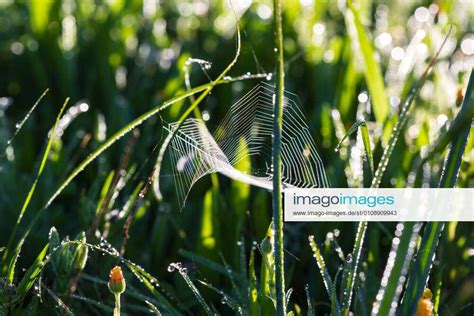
0, 1, 473, 315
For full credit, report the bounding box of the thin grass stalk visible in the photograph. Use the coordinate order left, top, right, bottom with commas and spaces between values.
272, 0, 286, 314
0, 89, 48, 161
370, 222, 420, 315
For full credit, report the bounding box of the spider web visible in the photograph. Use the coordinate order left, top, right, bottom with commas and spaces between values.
163, 82, 329, 209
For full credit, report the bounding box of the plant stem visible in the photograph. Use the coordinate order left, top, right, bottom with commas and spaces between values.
114, 293, 121, 316
272, 0, 286, 314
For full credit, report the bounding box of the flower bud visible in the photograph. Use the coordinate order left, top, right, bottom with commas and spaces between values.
108, 266, 126, 294
417, 288, 433, 316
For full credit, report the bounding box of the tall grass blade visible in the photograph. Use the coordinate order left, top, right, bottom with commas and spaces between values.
345, 1, 389, 124
272, 0, 286, 314
399, 69, 473, 316
331, 270, 342, 316
343, 221, 365, 314
370, 222, 420, 315
3, 98, 69, 281
371, 27, 451, 188
308, 235, 341, 313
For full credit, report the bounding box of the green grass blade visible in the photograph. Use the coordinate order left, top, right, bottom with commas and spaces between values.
433, 266, 444, 315
198, 279, 242, 314
421, 90, 474, 162
249, 248, 259, 316
359, 123, 374, 177
331, 270, 342, 316
339, 256, 351, 314
371, 27, 451, 188
179, 249, 241, 279
145, 300, 162, 315
335, 119, 374, 177
168, 263, 213, 315
42, 284, 74, 316
14, 243, 49, 303
3, 98, 69, 281
370, 223, 420, 315
399, 69, 473, 316
343, 221, 365, 315
272, 0, 286, 314
69, 294, 114, 313
305, 284, 314, 316
308, 235, 341, 313
260, 230, 276, 315
345, 0, 389, 124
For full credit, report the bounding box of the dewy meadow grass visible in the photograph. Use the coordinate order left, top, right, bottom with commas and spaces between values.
0, 1, 473, 315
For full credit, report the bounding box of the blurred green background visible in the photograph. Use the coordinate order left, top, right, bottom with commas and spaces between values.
0, 0, 473, 314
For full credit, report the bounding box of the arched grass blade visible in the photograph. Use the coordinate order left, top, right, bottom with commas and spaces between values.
345, 0, 389, 124
370, 223, 420, 315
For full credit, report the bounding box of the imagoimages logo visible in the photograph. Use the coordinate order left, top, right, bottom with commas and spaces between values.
285, 188, 474, 222
292, 193, 395, 208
